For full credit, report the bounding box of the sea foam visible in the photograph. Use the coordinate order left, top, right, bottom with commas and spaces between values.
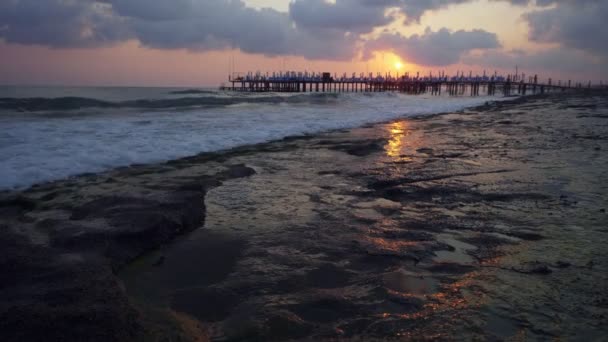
0, 91, 505, 190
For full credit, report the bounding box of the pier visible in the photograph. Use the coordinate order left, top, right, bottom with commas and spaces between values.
222, 71, 599, 96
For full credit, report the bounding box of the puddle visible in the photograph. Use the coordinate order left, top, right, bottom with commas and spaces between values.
383, 270, 439, 295
433, 234, 477, 264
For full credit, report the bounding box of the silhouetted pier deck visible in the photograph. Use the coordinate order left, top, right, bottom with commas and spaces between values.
222, 71, 596, 96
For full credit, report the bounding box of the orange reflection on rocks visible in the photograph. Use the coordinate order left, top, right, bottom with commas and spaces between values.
363, 236, 422, 256
377, 270, 486, 337
384, 121, 422, 160
386, 121, 408, 158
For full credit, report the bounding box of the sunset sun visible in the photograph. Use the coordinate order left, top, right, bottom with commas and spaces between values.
394, 61, 403, 70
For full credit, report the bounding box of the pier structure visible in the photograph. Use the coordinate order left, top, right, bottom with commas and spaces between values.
222, 70, 597, 96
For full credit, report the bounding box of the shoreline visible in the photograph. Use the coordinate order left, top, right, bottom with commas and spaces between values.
0, 93, 530, 194
0, 90, 527, 192
1, 91, 607, 341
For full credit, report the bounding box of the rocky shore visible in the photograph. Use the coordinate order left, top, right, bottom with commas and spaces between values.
1, 91, 607, 341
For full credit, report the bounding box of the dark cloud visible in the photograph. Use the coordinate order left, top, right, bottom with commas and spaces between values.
364, 28, 501, 66
0, 0, 359, 60
289, 0, 392, 34
462, 48, 606, 80
288, 0, 476, 30
0, 0, 128, 47
390, 0, 471, 24
524, 1, 608, 58
107, 0, 358, 60
292, 0, 472, 25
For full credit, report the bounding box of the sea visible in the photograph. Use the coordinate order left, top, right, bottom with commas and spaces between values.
0, 86, 504, 190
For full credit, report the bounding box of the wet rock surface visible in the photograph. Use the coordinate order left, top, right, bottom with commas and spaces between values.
0, 163, 256, 341
2, 91, 608, 341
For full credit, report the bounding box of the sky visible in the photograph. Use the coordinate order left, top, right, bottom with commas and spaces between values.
0, 0, 607, 87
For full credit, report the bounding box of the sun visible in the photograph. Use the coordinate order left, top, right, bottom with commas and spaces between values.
394, 61, 403, 70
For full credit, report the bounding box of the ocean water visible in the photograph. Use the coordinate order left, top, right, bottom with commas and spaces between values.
0, 86, 505, 190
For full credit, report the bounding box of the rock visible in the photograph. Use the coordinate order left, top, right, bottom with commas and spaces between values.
224, 164, 256, 178
513, 262, 553, 275
416, 148, 434, 155
326, 139, 386, 157
152, 255, 165, 267
0, 229, 145, 342
352, 198, 401, 211
530, 265, 552, 274
353, 209, 385, 222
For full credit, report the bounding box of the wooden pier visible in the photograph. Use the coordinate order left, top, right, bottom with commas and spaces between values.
221, 71, 597, 96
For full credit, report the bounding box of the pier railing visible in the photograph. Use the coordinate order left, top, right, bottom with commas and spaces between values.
221, 72, 601, 96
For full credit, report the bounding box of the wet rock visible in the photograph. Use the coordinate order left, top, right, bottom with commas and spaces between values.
152, 255, 165, 267
223, 164, 256, 179
289, 297, 360, 323
506, 230, 544, 241
305, 264, 352, 289
318, 170, 341, 176
379, 230, 433, 241
264, 310, 314, 340
69, 196, 158, 221
416, 148, 434, 155
326, 139, 386, 157
71, 192, 203, 267
353, 198, 401, 211
463, 234, 515, 248
353, 208, 385, 222
513, 262, 553, 275
0, 196, 37, 216
0, 229, 144, 342
171, 287, 240, 322
528, 265, 552, 274
425, 263, 475, 275
383, 271, 439, 295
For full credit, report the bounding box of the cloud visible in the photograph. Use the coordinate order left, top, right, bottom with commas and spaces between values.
0, 0, 129, 47
289, 0, 478, 29
364, 27, 501, 66
0, 0, 360, 60
109, 0, 359, 60
289, 0, 393, 34
524, 1, 608, 59
462, 48, 606, 74
390, 0, 471, 24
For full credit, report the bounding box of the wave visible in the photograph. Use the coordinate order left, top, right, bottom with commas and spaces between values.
168, 89, 218, 95
0, 93, 341, 112
0, 93, 507, 190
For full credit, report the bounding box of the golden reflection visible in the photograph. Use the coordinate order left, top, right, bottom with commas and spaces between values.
366, 236, 420, 254
377, 270, 484, 323
385, 121, 410, 158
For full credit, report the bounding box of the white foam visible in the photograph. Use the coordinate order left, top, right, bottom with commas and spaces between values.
0, 92, 505, 190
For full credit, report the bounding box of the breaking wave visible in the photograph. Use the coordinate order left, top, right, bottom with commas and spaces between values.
0, 92, 340, 112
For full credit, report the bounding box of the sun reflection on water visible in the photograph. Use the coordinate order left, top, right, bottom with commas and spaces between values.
385, 121, 418, 160
377, 270, 486, 338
